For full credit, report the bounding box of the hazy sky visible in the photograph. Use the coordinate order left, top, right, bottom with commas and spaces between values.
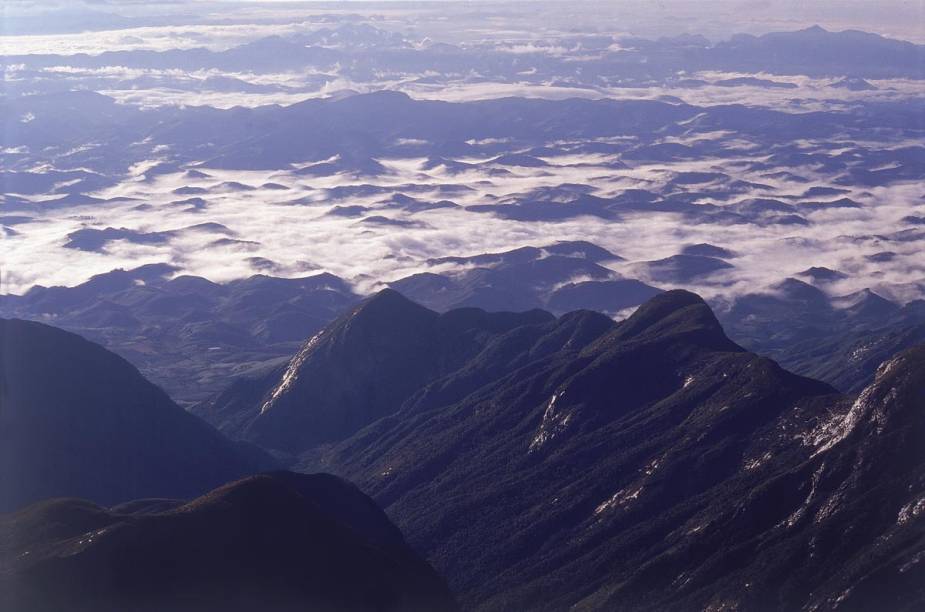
3, 0, 924, 42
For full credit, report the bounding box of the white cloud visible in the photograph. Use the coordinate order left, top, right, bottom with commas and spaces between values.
3, 145, 923, 309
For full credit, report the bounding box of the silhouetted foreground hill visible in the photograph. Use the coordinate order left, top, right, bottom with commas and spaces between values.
0, 318, 275, 513
0, 472, 458, 612
206, 289, 925, 610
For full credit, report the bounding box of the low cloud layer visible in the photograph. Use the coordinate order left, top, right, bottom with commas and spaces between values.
2, 5, 924, 313
4, 141, 922, 309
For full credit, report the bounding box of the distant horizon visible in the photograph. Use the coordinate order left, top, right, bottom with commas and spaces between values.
3, 0, 925, 43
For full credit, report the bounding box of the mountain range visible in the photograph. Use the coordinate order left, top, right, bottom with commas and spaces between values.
3, 288, 924, 610
6, 241, 922, 410
193, 289, 925, 610
4, 11, 925, 612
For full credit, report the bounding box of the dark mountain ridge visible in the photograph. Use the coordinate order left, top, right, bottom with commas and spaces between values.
4, 287, 924, 611
197, 288, 925, 611
0, 472, 458, 612
0, 318, 275, 513
196, 289, 556, 452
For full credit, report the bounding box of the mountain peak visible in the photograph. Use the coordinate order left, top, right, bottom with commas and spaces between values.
346, 288, 438, 328
637, 288, 706, 310
332, 89, 413, 108
248, 291, 561, 452
610, 290, 738, 350
365, 286, 420, 306
573, 290, 743, 362
871, 343, 925, 399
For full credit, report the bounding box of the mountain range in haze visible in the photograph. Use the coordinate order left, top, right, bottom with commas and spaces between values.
4, 238, 923, 408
